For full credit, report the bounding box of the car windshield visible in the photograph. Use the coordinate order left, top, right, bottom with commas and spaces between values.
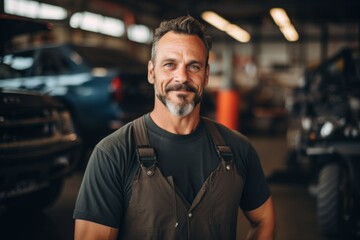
0, 46, 87, 79
0, 44, 148, 79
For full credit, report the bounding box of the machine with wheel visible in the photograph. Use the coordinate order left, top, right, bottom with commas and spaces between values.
294, 48, 360, 238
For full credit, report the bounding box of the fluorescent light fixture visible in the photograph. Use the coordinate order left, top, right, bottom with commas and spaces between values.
280, 25, 299, 42
270, 8, 299, 42
225, 24, 251, 43
80, 12, 104, 32
4, 0, 67, 20
201, 11, 250, 43
102, 17, 126, 37
270, 8, 290, 27
127, 24, 153, 43
38, 3, 67, 20
70, 11, 125, 37
201, 11, 230, 31
69, 12, 82, 28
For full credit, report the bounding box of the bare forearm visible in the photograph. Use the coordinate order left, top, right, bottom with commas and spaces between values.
246, 222, 276, 240
244, 197, 277, 240
75, 219, 118, 240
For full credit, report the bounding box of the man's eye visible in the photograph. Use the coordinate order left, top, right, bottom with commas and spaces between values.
164, 63, 175, 68
189, 65, 201, 72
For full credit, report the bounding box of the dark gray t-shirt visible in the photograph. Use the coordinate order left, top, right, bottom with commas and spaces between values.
73, 114, 270, 228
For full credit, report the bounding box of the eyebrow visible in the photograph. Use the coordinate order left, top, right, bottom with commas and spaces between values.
160, 58, 204, 67
160, 58, 177, 63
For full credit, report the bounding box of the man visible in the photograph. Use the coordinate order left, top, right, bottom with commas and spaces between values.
73, 15, 276, 240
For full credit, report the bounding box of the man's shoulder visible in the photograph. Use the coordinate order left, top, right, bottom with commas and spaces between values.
202, 117, 250, 144
96, 120, 135, 154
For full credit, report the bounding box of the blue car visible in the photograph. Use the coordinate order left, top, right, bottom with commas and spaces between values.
0, 43, 154, 160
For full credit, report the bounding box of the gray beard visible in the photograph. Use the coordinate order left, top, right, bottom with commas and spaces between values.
155, 84, 201, 117
159, 94, 195, 116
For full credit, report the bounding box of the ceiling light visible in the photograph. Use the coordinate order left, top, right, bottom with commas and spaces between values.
225, 24, 250, 43
101, 17, 125, 37
270, 8, 299, 42
270, 8, 290, 27
201, 11, 230, 31
70, 12, 125, 37
280, 25, 299, 42
127, 24, 153, 43
201, 11, 250, 43
4, 0, 67, 20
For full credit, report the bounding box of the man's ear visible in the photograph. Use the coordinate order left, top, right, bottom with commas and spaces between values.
148, 60, 155, 84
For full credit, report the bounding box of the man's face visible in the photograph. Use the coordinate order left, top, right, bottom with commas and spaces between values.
148, 32, 209, 117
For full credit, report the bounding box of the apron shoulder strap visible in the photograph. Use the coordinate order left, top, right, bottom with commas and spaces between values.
133, 116, 157, 167
202, 117, 233, 162
133, 116, 233, 164
133, 115, 149, 146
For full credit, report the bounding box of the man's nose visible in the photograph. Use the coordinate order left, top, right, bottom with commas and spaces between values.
174, 66, 188, 83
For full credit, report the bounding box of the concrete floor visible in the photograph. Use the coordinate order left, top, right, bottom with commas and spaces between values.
0, 134, 333, 240
236, 135, 325, 240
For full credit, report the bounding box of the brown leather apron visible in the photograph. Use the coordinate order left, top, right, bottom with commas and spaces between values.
120, 116, 244, 240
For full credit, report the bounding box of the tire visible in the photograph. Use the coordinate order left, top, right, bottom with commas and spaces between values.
317, 164, 340, 235
7, 180, 64, 212
317, 163, 354, 237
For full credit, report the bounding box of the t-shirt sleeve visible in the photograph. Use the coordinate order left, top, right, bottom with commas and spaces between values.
73, 146, 123, 228
239, 144, 271, 211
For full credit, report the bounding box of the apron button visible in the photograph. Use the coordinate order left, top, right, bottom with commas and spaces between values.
188, 212, 192, 218
226, 165, 231, 171
146, 170, 154, 176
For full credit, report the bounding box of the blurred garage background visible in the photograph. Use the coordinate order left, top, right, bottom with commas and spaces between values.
0, 0, 359, 239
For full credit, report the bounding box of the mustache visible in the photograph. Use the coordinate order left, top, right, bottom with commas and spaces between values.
165, 83, 197, 93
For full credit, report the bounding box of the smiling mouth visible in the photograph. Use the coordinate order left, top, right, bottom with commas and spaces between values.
165, 83, 196, 93
172, 89, 191, 94
169, 89, 194, 99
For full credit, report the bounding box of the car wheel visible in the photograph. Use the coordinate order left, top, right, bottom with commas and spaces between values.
317, 163, 354, 237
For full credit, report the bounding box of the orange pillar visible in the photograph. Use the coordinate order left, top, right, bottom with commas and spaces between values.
216, 89, 239, 130
215, 45, 240, 131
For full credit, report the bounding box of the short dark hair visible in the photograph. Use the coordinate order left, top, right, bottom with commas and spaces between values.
151, 15, 212, 64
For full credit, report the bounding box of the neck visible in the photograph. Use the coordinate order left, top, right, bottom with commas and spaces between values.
150, 102, 201, 135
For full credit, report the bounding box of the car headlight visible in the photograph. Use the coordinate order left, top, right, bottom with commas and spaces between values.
320, 121, 334, 138
301, 117, 312, 131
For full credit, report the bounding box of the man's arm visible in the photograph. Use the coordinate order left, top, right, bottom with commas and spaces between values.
74, 219, 119, 240
243, 196, 277, 240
